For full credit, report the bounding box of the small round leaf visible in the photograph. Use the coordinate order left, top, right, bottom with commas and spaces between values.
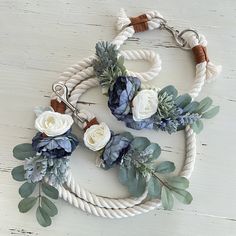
42, 183, 59, 199
13, 143, 36, 160
172, 188, 193, 205
155, 161, 175, 174
167, 176, 189, 189
18, 197, 37, 213
19, 182, 36, 198
36, 206, 52, 227
11, 165, 25, 181
41, 196, 58, 217
161, 186, 174, 210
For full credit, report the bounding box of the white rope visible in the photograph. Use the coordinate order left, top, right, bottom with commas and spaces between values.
59, 76, 197, 217
51, 8, 221, 218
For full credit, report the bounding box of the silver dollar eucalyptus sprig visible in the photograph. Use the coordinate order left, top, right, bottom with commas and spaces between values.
100, 132, 193, 209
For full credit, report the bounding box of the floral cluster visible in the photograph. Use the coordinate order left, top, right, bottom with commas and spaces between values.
11, 108, 79, 227
93, 41, 219, 134
83, 122, 193, 210
26, 110, 79, 185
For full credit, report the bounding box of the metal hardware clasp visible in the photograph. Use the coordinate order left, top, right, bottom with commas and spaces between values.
157, 17, 200, 50
52, 82, 86, 123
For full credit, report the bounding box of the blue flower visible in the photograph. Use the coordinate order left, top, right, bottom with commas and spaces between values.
32, 130, 79, 158
123, 114, 154, 130
101, 132, 133, 169
108, 76, 141, 120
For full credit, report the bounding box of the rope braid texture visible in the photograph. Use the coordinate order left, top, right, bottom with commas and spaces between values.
51, 9, 221, 218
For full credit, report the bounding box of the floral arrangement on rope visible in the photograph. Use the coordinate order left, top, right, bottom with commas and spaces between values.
83, 122, 192, 211
11, 107, 79, 227
93, 41, 220, 134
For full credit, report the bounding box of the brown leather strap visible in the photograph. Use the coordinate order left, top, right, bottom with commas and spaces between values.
51, 99, 66, 114
129, 14, 148, 32
192, 45, 209, 64
84, 117, 99, 131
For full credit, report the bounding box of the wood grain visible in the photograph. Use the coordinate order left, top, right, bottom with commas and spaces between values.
0, 0, 235, 235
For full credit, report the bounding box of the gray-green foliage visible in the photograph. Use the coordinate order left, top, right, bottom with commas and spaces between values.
17, 181, 59, 227
154, 86, 219, 134
12, 143, 59, 227
93, 41, 127, 93
46, 158, 70, 186
41, 182, 59, 200
36, 206, 52, 227
161, 176, 192, 210
13, 143, 36, 160
18, 197, 37, 213
118, 136, 193, 210
19, 182, 36, 198
11, 165, 25, 181
190, 97, 220, 133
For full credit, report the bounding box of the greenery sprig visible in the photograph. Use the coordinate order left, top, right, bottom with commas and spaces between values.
93, 41, 127, 93
154, 85, 220, 134
93, 41, 219, 134
11, 143, 59, 227
103, 134, 193, 210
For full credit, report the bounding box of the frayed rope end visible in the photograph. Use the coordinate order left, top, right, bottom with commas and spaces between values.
206, 62, 222, 83
116, 8, 131, 31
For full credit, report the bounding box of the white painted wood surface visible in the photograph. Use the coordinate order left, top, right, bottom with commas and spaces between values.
0, 0, 235, 235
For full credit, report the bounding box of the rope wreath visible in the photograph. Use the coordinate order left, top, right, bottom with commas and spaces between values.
11, 9, 221, 226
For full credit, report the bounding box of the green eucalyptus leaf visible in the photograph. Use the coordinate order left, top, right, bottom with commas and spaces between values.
118, 165, 129, 185
11, 165, 25, 181
127, 164, 136, 183
141, 143, 161, 161
196, 97, 213, 114
183, 101, 199, 113
13, 143, 36, 160
175, 94, 192, 108
147, 177, 161, 198
120, 132, 133, 141
167, 176, 189, 189
42, 183, 59, 199
161, 186, 174, 210
128, 171, 146, 197
201, 106, 220, 119
41, 196, 58, 217
191, 120, 204, 134
117, 55, 125, 66
18, 197, 37, 213
36, 206, 52, 227
130, 137, 151, 152
159, 85, 178, 99
171, 188, 193, 205
155, 161, 175, 174
19, 182, 36, 198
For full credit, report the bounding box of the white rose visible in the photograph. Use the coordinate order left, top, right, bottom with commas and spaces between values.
84, 122, 111, 151
35, 111, 74, 137
132, 89, 158, 121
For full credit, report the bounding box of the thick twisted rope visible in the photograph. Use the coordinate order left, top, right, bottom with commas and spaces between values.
58, 76, 196, 218
51, 9, 220, 218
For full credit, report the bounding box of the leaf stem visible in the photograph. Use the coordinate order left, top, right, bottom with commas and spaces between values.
38, 181, 42, 207
135, 160, 172, 191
